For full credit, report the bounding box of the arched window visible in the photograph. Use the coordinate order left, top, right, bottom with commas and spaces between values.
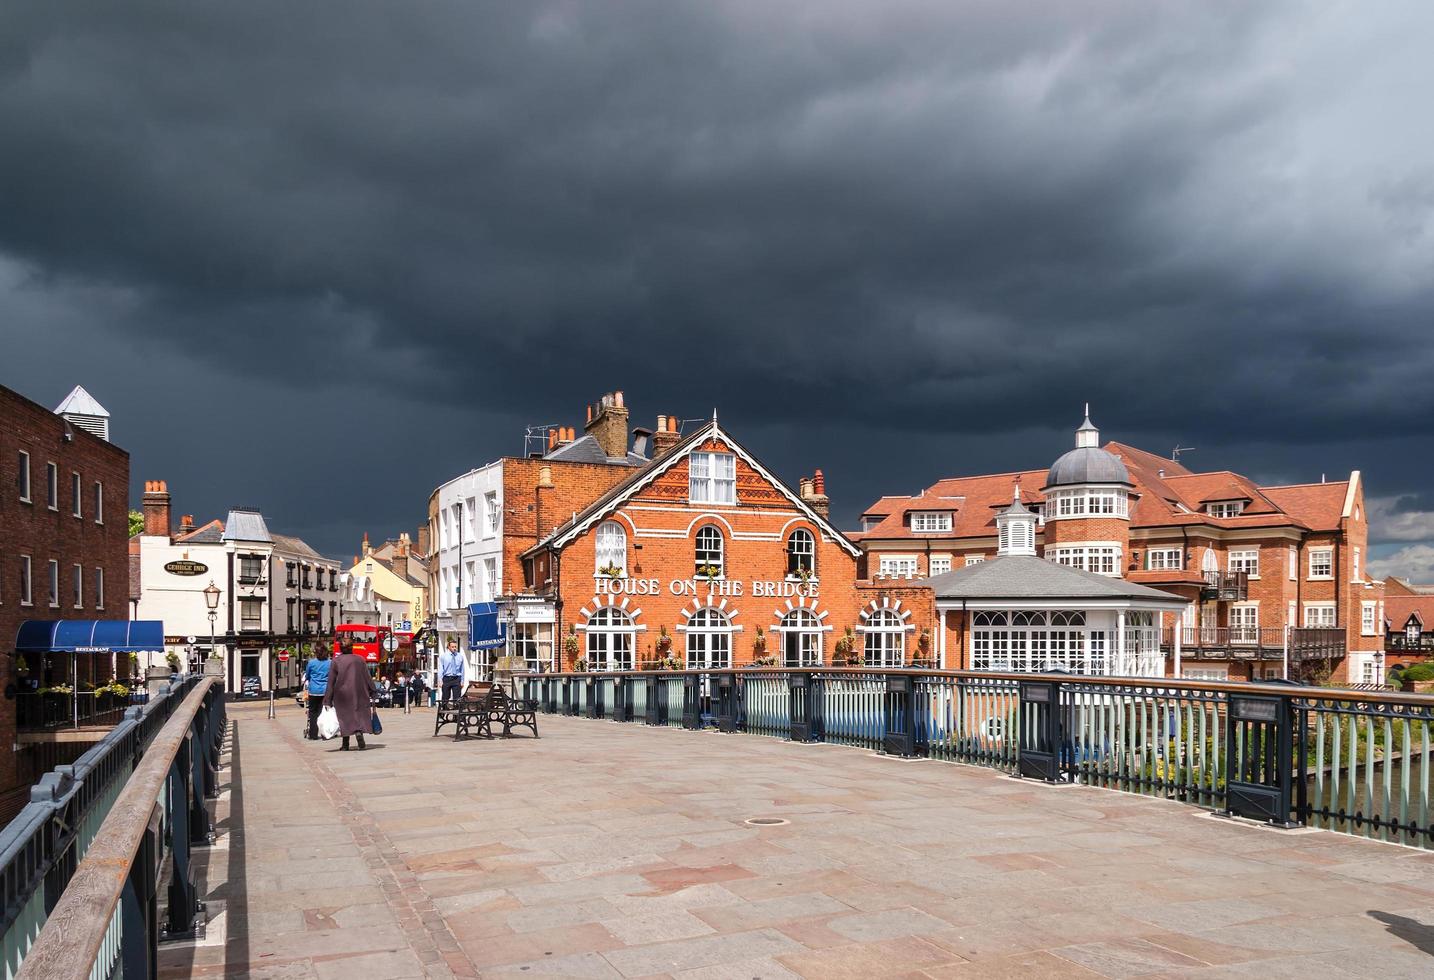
585, 607, 634, 671
694, 525, 724, 577
862, 609, 905, 667
786, 528, 815, 577
595, 521, 627, 576
779, 608, 822, 666
686, 608, 732, 669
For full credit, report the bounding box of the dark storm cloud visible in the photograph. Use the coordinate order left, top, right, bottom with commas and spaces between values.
2, 1, 1433, 566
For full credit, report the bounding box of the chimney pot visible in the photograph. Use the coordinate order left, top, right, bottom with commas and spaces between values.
813, 469, 825, 495
614, 390, 624, 407
141, 478, 172, 537
538, 464, 553, 489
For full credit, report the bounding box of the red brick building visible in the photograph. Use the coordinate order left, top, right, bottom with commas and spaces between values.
1383, 576, 1434, 673
519, 413, 934, 671
856, 412, 1382, 683
0, 384, 130, 821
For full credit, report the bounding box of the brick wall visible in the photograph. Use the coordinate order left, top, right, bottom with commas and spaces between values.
0, 385, 130, 822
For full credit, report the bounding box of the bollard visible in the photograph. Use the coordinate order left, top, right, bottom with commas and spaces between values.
1016, 680, 1062, 781
645, 675, 664, 726
612, 676, 631, 722
682, 674, 702, 730
1223, 694, 1296, 826
268, 688, 275, 720
883, 673, 917, 757
788, 672, 823, 742
715, 672, 739, 733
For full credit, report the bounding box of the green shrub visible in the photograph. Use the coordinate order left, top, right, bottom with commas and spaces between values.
1401, 662, 1434, 682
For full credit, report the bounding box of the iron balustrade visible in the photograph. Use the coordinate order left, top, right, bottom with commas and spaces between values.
518, 668, 1434, 850
1387, 634, 1434, 653
1, 674, 222, 980
15, 689, 150, 732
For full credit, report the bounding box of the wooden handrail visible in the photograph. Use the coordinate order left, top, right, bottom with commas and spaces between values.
524, 668, 1433, 707
16, 677, 219, 980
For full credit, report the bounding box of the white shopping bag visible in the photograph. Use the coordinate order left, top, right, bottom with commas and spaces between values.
317, 706, 340, 740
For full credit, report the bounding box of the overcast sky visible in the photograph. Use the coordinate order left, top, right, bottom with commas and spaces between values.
4, 1, 1433, 577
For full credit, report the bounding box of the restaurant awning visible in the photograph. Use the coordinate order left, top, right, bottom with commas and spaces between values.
468, 603, 507, 650
15, 620, 166, 654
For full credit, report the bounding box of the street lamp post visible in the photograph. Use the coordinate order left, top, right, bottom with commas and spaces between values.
204, 580, 220, 687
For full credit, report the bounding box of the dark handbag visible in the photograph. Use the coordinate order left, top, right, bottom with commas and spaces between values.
370, 709, 383, 735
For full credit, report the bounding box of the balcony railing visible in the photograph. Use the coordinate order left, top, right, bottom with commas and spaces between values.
16, 689, 149, 731
1289, 627, 1346, 661
1388, 633, 1434, 653
1160, 626, 1348, 662
1200, 570, 1248, 601
517, 667, 1434, 854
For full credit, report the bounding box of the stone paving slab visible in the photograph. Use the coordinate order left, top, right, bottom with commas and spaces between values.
160, 702, 1434, 978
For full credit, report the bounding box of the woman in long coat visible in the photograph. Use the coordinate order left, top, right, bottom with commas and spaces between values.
325, 640, 376, 750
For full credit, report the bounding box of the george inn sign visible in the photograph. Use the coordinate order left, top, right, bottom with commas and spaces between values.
595, 576, 818, 599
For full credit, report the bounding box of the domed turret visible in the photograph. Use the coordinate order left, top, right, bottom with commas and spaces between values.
1041, 409, 1132, 566
1044, 408, 1130, 490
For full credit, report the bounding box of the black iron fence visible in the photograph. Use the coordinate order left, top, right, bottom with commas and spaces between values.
1, 675, 226, 979
520, 668, 1434, 850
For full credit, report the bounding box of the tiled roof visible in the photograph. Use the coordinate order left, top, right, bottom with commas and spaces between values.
1259, 482, 1349, 532
175, 519, 224, 544
855, 469, 1047, 541
271, 532, 331, 562
222, 509, 273, 543
919, 555, 1186, 603
545, 434, 647, 467
1387, 595, 1434, 632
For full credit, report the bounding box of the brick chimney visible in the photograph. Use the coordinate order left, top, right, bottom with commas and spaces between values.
806, 470, 830, 520
391, 551, 409, 584
142, 480, 171, 537
651, 414, 682, 457
416, 523, 430, 556
362, 532, 372, 557
584, 391, 630, 460
178, 514, 195, 534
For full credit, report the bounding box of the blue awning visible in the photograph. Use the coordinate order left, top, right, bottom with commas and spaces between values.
467, 603, 506, 650
15, 620, 165, 654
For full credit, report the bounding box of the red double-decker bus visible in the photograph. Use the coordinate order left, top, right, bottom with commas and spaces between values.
334, 623, 391, 666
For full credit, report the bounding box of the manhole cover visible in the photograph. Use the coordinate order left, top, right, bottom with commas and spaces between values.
744, 817, 790, 826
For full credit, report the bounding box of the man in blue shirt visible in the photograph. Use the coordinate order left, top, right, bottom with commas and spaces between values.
303, 648, 332, 739
439, 639, 465, 703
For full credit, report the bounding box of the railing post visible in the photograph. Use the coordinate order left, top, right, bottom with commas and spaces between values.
120, 808, 161, 980
788, 672, 822, 742
612, 675, 631, 722
883, 673, 917, 757
165, 739, 199, 936
682, 674, 701, 730
562, 677, 577, 716
645, 675, 663, 726
1223, 694, 1296, 826
1017, 679, 1063, 782
585, 675, 604, 719
715, 672, 738, 733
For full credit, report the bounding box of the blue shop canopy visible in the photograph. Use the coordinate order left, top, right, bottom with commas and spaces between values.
467, 603, 506, 650
16, 620, 165, 654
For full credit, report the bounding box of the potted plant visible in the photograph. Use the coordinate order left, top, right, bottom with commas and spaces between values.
917, 629, 932, 659
697, 564, 721, 581
598, 562, 626, 579
165, 651, 182, 674
834, 627, 861, 666
752, 626, 768, 659
748, 654, 778, 668
574, 655, 590, 672
659, 654, 681, 671
795, 566, 816, 586
563, 625, 580, 665
655, 626, 673, 657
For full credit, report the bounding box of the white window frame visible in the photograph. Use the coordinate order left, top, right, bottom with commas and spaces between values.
688, 452, 736, 506
910, 511, 953, 533
585, 607, 635, 671
786, 529, 815, 578
1352, 547, 1360, 582
93, 481, 103, 524
71, 471, 82, 518
1230, 603, 1259, 644
779, 608, 823, 667
1047, 487, 1128, 520
484, 491, 499, 537
595, 521, 627, 576
46, 462, 58, 511
694, 525, 725, 577
47, 559, 59, 608
1183, 666, 1230, 681
965, 555, 985, 566
1303, 602, 1337, 628
1048, 544, 1122, 577
95, 566, 105, 610
685, 608, 733, 670
18, 451, 31, 503
1307, 548, 1333, 580
861, 609, 906, 667
929, 555, 952, 576
1228, 549, 1259, 577
878, 554, 918, 579
20, 555, 33, 606
1361, 601, 1377, 637
1146, 547, 1182, 571
1206, 500, 1244, 518
71, 563, 83, 609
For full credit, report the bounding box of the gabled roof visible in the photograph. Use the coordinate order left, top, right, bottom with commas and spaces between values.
524, 419, 861, 558
175, 519, 224, 544
271, 532, 332, 563
853, 470, 1047, 542
919, 555, 1186, 605
1387, 596, 1433, 632
1259, 482, 1349, 532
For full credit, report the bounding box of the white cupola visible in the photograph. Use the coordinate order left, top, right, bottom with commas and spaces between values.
996, 485, 1038, 557
54, 385, 110, 442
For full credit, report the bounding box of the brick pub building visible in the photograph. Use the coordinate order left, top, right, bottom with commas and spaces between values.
518, 412, 933, 672
857, 411, 1382, 683
0, 385, 129, 821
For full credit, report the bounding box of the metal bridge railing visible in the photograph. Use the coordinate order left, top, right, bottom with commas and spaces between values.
4, 676, 225, 980
519, 668, 1434, 851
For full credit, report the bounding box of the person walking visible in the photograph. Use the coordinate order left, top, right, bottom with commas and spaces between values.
303, 648, 332, 740
439, 639, 465, 703
326, 638, 376, 750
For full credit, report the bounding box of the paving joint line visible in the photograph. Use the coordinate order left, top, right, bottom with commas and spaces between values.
274, 721, 481, 979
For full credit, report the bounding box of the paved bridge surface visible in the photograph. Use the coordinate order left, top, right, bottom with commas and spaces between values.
160, 702, 1434, 979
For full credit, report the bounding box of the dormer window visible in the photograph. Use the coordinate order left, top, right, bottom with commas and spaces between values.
1206, 501, 1244, 518
689, 452, 736, 505
910, 512, 952, 533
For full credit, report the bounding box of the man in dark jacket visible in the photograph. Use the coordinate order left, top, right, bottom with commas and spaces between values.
325, 639, 376, 750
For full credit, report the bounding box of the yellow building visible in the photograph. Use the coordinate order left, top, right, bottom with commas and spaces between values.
348, 532, 428, 632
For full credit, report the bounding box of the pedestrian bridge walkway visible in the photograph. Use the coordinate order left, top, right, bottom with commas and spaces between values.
160, 701, 1434, 979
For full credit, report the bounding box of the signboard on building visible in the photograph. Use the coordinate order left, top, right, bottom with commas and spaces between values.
164, 559, 209, 577
241, 675, 262, 698
515, 601, 555, 623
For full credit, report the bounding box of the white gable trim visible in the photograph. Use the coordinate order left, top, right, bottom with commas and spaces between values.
538, 422, 861, 557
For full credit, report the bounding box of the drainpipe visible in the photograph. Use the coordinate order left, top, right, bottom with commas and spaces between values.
552, 551, 563, 672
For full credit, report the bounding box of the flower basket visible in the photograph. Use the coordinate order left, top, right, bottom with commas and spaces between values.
655, 626, 673, 656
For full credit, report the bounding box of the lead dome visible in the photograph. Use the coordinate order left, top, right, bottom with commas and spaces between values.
1043, 411, 1130, 489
